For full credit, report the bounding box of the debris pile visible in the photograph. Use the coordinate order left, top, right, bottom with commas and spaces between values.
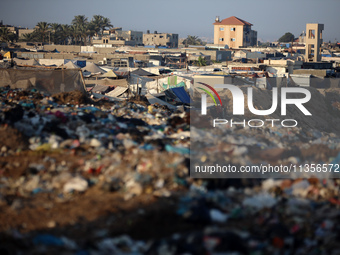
1, 86, 340, 254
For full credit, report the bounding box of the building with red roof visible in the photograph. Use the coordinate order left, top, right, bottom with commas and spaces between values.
213, 16, 257, 49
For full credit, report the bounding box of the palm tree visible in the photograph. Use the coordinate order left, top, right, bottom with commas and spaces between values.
78, 24, 89, 45
72, 15, 88, 29
0, 27, 11, 42
91, 15, 103, 37
35, 21, 50, 42
183, 35, 204, 46
90, 15, 113, 36
69, 25, 81, 45
50, 23, 60, 44
59, 24, 70, 45
197, 56, 207, 66
101, 17, 113, 35
19, 32, 35, 42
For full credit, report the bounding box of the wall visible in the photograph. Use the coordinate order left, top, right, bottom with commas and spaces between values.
43, 45, 82, 52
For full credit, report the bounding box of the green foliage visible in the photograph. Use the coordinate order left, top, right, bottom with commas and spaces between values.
196, 56, 207, 66
278, 32, 295, 43
183, 35, 206, 46
25, 14, 112, 45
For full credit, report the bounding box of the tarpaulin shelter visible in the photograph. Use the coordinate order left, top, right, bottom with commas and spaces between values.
131, 68, 157, 77
171, 87, 191, 104
0, 68, 86, 95
59, 61, 81, 69
91, 84, 114, 93
145, 93, 177, 110
99, 70, 118, 78
14, 58, 41, 66
82, 62, 106, 75
106, 86, 128, 97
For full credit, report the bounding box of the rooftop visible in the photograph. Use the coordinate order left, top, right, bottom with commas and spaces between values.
213, 16, 253, 26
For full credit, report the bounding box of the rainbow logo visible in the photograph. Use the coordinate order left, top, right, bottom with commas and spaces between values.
197, 82, 223, 106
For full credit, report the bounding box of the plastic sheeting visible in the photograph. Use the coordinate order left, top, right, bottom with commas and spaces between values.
0, 68, 86, 95
145, 93, 177, 109
106, 86, 128, 97
171, 87, 191, 104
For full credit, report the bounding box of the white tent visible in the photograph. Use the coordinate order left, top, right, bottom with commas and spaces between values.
59, 61, 81, 69
82, 62, 106, 75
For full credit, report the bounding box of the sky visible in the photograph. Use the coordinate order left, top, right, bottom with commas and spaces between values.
1, 0, 340, 42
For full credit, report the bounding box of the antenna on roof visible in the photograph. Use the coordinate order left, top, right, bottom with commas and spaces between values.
215, 16, 220, 23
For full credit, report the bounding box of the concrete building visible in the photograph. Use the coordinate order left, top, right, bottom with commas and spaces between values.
305, 23, 324, 62
92, 29, 143, 47
115, 30, 143, 46
143, 31, 179, 48
213, 16, 257, 49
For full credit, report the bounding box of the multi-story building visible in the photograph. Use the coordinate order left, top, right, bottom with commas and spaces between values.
305, 23, 324, 62
213, 16, 257, 49
92, 29, 143, 47
143, 31, 178, 48
115, 30, 143, 46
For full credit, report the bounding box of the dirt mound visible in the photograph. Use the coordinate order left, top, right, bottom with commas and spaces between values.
52, 90, 92, 105
0, 125, 28, 151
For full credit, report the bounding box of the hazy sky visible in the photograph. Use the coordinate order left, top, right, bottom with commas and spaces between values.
1, 0, 339, 42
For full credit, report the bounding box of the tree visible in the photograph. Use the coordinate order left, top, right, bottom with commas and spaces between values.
69, 25, 80, 45
101, 17, 113, 34
59, 24, 70, 45
90, 15, 113, 36
91, 15, 103, 36
183, 35, 206, 46
0, 27, 11, 42
35, 21, 50, 42
278, 32, 295, 43
19, 32, 35, 42
50, 23, 60, 44
196, 56, 207, 66
72, 15, 88, 29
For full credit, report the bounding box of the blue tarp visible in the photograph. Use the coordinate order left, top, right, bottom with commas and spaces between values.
171, 87, 191, 104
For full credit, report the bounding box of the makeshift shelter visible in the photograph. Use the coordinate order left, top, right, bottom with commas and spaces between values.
14, 58, 41, 66
99, 70, 118, 78
131, 68, 157, 77
106, 86, 128, 97
145, 93, 177, 110
0, 68, 86, 95
171, 87, 191, 104
59, 61, 81, 69
91, 84, 114, 94
82, 62, 106, 75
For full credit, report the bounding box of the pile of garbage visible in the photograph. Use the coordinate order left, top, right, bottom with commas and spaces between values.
1, 86, 340, 254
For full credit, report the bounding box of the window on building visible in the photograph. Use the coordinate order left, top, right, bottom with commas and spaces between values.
219, 38, 224, 42
309, 29, 315, 39
231, 38, 236, 42
219, 27, 224, 31
231, 27, 235, 31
